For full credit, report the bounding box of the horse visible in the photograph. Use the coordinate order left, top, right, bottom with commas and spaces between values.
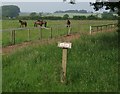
19, 20, 27, 27
34, 20, 47, 27
66, 19, 71, 27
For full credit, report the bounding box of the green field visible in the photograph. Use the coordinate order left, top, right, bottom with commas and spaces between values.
2, 20, 117, 47
44, 13, 96, 18
2, 20, 118, 92
19, 12, 97, 18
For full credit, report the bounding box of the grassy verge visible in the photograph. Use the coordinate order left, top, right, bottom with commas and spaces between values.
2, 31, 118, 92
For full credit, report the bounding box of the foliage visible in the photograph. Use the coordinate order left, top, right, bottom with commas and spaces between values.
54, 9, 87, 13
102, 12, 118, 20
30, 12, 37, 17
73, 16, 86, 20
90, 1, 120, 32
87, 15, 98, 20
63, 14, 69, 19
39, 12, 43, 17
2, 5, 20, 18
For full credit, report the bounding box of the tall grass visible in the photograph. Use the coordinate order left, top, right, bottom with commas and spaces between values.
2, 31, 118, 92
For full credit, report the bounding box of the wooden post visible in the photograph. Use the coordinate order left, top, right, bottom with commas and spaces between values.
11, 30, 15, 45
67, 27, 71, 35
61, 48, 67, 83
106, 25, 107, 31
97, 26, 98, 32
101, 26, 102, 32
41, 27, 42, 39
51, 27, 52, 39
11, 30, 13, 44
28, 29, 30, 41
38, 28, 41, 40
90, 26, 92, 34
13, 30, 15, 45
58, 42, 72, 84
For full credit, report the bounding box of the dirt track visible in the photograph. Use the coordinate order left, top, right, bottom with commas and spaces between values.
2, 33, 81, 55
2, 26, 117, 55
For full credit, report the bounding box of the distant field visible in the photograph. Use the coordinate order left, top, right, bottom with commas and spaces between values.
2, 20, 117, 47
44, 13, 96, 18
20, 12, 100, 18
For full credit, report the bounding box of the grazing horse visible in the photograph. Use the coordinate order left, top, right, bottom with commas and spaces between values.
19, 20, 27, 27
34, 20, 47, 27
66, 19, 71, 27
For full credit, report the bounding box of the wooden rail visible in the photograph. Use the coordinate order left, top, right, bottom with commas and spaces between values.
2, 26, 72, 46
2, 27, 52, 45
90, 23, 117, 34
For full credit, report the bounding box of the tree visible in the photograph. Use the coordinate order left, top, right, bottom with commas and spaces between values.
87, 15, 98, 20
39, 12, 43, 17
90, 0, 120, 32
64, 0, 120, 31
102, 12, 115, 20
73, 16, 86, 20
2, 5, 20, 18
30, 12, 37, 17
63, 14, 69, 19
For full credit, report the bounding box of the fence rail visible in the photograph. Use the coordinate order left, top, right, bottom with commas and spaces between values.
2, 27, 51, 32
90, 23, 117, 34
2, 26, 71, 46
2, 23, 117, 46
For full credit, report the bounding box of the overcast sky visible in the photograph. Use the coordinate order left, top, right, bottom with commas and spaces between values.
1, 1, 108, 13
1, 0, 96, 2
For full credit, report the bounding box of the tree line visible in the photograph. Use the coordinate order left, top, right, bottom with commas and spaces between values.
54, 10, 88, 13
1, 5, 118, 20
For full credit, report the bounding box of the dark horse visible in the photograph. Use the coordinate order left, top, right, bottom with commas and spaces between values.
66, 19, 71, 27
34, 20, 47, 27
19, 20, 27, 27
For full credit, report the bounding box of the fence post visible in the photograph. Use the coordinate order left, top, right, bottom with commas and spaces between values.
58, 42, 72, 84
41, 27, 42, 39
67, 27, 71, 35
90, 26, 92, 34
106, 25, 107, 31
13, 30, 15, 45
38, 27, 41, 40
28, 29, 30, 41
61, 48, 67, 83
97, 26, 98, 32
101, 26, 102, 32
50, 27, 52, 39
11, 30, 13, 44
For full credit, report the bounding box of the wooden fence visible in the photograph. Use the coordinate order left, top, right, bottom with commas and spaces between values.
3, 27, 52, 45
2, 26, 71, 45
90, 23, 117, 34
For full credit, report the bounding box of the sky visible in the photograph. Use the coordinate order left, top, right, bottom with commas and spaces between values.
1, 0, 109, 13
1, 0, 96, 2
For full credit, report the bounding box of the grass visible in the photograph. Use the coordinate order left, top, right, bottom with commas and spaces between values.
2, 31, 118, 92
2, 20, 117, 47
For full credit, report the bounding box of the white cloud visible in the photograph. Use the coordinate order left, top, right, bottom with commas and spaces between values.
1, 0, 96, 3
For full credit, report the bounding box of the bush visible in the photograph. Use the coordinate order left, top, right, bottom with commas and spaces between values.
73, 16, 86, 20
